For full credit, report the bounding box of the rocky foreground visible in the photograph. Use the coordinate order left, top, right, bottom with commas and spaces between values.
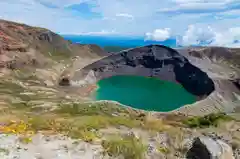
0, 19, 240, 159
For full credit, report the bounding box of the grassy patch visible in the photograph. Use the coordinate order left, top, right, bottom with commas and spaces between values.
42, 48, 71, 61
25, 114, 138, 141
10, 101, 30, 110
141, 117, 171, 132
19, 136, 33, 144
58, 115, 140, 132
55, 102, 171, 131
157, 146, 170, 154
103, 46, 130, 52
28, 116, 56, 132
0, 80, 24, 94
13, 69, 39, 81
63, 116, 112, 130
0, 148, 9, 155
102, 135, 147, 159
0, 78, 43, 105
67, 129, 100, 142
1, 100, 173, 141
55, 102, 143, 130
56, 102, 129, 116
182, 113, 234, 128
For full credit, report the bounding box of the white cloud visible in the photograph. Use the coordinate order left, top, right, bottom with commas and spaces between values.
173, 0, 237, 4
38, 0, 87, 7
174, 0, 232, 3
0, 0, 105, 34
178, 25, 240, 47
75, 30, 117, 36
174, 0, 202, 3
145, 28, 171, 41
115, 13, 134, 19
159, 2, 225, 13
219, 9, 240, 16
180, 25, 215, 45
159, 0, 240, 14
224, 43, 240, 48
212, 27, 240, 46
0, 0, 239, 46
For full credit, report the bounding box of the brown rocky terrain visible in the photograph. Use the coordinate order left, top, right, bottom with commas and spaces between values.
0, 19, 107, 97
0, 19, 240, 159
0, 19, 107, 77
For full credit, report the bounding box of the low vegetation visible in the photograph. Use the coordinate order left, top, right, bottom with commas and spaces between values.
182, 113, 234, 128
19, 136, 33, 144
103, 46, 131, 52
55, 102, 174, 133
0, 80, 24, 95
102, 135, 147, 159
67, 129, 100, 142
56, 102, 130, 116
0, 76, 237, 156
0, 99, 173, 144
0, 148, 9, 155
157, 146, 170, 154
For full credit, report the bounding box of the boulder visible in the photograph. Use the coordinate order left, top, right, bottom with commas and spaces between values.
186, 136, 235, 159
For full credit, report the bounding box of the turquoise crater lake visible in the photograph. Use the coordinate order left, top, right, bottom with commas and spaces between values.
94, 75, 197, 112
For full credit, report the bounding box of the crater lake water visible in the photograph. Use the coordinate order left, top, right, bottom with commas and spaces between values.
94, 75, 197, 112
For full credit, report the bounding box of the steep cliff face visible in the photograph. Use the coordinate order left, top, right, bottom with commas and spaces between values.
172, 47, 240, 115
69, 45, 215, 98
64, 45, 240, 115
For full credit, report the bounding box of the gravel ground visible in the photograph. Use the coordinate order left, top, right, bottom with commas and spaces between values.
0, 134, 104, 159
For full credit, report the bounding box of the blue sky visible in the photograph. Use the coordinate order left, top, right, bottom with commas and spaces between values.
0, 0, 240, 47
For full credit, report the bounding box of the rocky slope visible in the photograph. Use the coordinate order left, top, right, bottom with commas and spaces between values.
0, 19, 107, 79
70, 45, 215, 97
0, 19, 240, 159
175, 47, 240, 115
0, 19, 108, 95
63, 45, 240, 116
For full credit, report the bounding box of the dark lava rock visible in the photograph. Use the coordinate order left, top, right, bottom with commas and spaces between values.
59, 77, 71, 86
79, 45, 215, 98
231, 79, 240, 90
186, 137, 235, 159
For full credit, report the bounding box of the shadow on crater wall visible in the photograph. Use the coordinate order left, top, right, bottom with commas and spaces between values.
62, 45, 215, 99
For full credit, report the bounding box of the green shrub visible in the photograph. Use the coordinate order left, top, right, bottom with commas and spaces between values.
183, 113, 234, 128
0, 148, 9, 155
56, 102, 127, 116
102, 135, 147, 159
67, 129, 100, 142
157, 146, 170, 154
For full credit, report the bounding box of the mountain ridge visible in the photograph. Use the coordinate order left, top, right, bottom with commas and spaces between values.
0, 19, 107, 70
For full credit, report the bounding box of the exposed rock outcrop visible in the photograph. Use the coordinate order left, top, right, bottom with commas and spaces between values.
72, 45, 215, 98
174, 47, 240, 115
186, 136, 235, 159
64, 45, 240, 115
184, 47, 240, 67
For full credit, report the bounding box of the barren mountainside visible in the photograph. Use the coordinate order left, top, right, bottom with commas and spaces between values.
0, 19, 107, 70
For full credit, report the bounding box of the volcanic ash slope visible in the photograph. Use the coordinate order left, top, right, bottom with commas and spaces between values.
66, 45, 240, 116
